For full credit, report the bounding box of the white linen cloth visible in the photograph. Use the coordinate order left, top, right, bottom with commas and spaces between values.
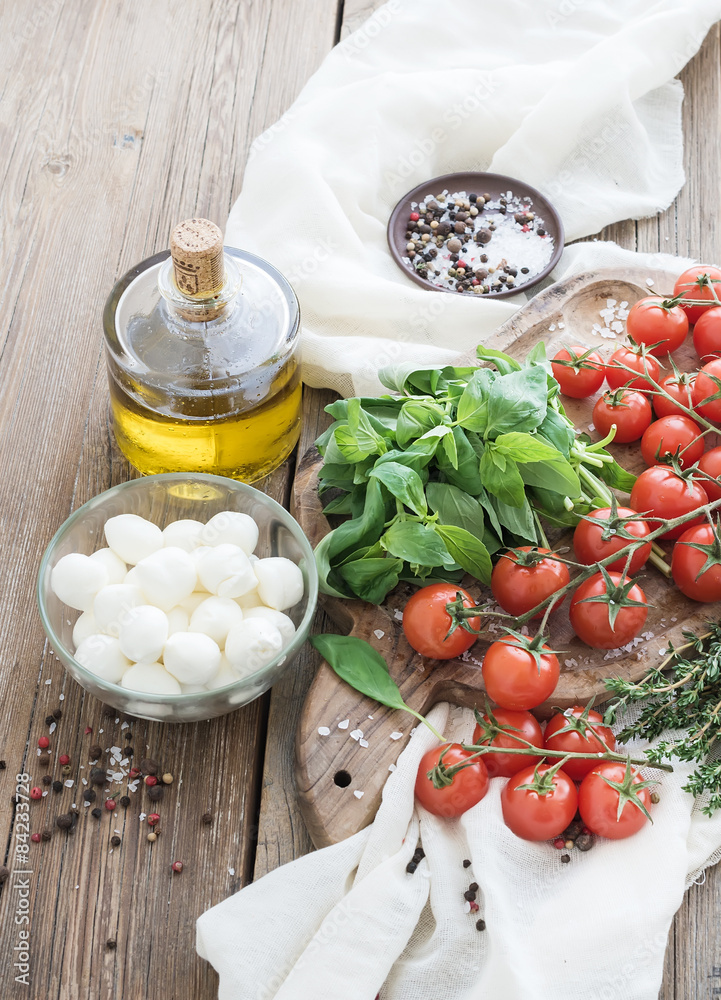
197, 704, 721, 1000
201, 2, 721, 997
226, 0, 721, 397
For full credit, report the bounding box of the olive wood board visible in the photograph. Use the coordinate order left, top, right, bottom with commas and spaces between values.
293, 265, 721, 848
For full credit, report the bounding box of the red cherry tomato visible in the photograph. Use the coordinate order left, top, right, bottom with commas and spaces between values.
578, 762, 653, 840
569, 571, 648, 649
630, 466, 709, 539
605, 346, 661, 394
592, 389, 652, 443
673, 265, 721, 325
551, 345, 605, 399
640, 415, 705, 469
501, 764, 578, 841
403, 584, 479, 660
573, 506, 651, 574
653, 372, 697, 418
698, 446, 721, 501
490, 547, 570, 620
414, 743, 489, 817
692, 358, 721, 423
693, 306, 721, 362
482, 637, 560, 711
626, 297, 689, 355
543, 706, 617, 781
472, 708, 544, 778
671, 523, 721, 602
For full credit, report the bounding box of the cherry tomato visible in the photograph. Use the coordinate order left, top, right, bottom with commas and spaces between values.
626, 297, 688, 355
472, 708, 544, 778
482, 636, 560, 711
414, 743, 489, 817
671, 523, 721, 602
630, 466, 709, 539
698, 446, 721, 501
403, 584, 479, 660
501, 763, 578, 841
592, 389, 652, 443
693, 306, 721, 362
692, 358, 721, 423
653, 372, 697, 419
543, 706, 616, 781
573, 506, 651, 574
605, 345, 661, 394
673, 264, 721, 325
490, 547, 570, 619
578, 762, 653, 840
569, 571, 648, 649
551, 345, 605, 399
640, 415, 705, 469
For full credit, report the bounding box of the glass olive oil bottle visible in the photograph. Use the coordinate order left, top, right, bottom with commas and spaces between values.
103, 219, 301, 482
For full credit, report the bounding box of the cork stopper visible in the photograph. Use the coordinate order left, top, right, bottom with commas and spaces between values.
170, 219, 224, 297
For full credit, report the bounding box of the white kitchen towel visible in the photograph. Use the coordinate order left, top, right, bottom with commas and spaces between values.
197, 703, 721, 1000
226, 0, 721, 397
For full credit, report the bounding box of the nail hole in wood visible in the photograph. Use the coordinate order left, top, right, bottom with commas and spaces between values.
333, 770, 351, 788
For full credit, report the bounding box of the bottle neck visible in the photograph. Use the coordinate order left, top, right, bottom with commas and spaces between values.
157, 252, 242, 323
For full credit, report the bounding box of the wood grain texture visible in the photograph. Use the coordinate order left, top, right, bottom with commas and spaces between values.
0, 2, 337, 999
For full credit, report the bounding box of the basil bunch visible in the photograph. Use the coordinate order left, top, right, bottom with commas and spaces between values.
314, 343, 635, 603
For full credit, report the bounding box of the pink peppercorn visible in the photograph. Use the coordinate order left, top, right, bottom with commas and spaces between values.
409, 212, 420, 222
171, 861, 183, 874
38, 737, 49, 749
84, 726, 93, 735
59, 754, 70, 766
147, 813, 160, 827
469, 900, 479, 913
30, 787, 42, 800
31, 833, 41, 843
553, 838, 565, 849
144, 775, 158, 787
105, 799, 116, 812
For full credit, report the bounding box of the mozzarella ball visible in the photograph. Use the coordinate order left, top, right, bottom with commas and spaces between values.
196, 544, 257, 599
93, 584, 145, 637
73, 611, 99, 647
225, 619, 283, 675
89, 547, 127, 585
205, 654, 238, 691
163, 632, 221, 685
123, 566, 141, 586
51, 553, 108, 612
200, 511, 259, 555
166, 606, 190, 636
162, 518, 204, 552
253, 557, 304, 611
236, 590, 262, 610
121, 662, 182, 696
190, 547, 212, 590
133, 546, 197, 611
118, 605, 169, 663
75, 634, 130, 683
104, 514, 163, 565
180, 683, 206, 694
189, 596, 244, 647
177, 592, 207, 616
243, 607, 296, 646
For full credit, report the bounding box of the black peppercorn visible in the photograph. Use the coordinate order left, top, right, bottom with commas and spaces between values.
52, 780, 63, 793
124, 731, 133, 741
575, 833, 594, 852
41, 829, 52, 842
110, 836, 121, 847
0, 761, 5, 770
106, 939, 117, 950
45, 714, 55, 726
91, 807, 102, 819
83, 789, 96, 803
42, 775, 52, 786
125, 747, 134, 758
463, 889, 477, 901
537, 228, 546, 236
412, 847, 425, 863
56, 813, 72, 830
476, 919, 486, 932
462, 859, 471, 868
89, 746, 103, 761
147, 785, 164, 802
140, 758, 159, 776
468, 882, 479, 892
90, 768, 106, 786
53, 708, 62, 720
201, 812, 214, 825
119, 796, 131, 808
561, 854, 571, 864
521, 266, 529, 274
405, 860, 418, 874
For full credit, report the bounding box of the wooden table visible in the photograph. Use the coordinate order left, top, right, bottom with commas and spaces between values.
0, 3, 719, 997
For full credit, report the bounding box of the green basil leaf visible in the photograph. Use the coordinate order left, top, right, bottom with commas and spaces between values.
479, 448, 526, 508
347, 398, 387, 455
381, 520, 451, 566
334, 425, 373, 463
434, 524, 492, 585
309, 634, 408, 712
338, 556, 404, 603
518, 458, 581, 497
441, 427, 459, 468
476, 346, 522, 375
374, 447, 434, 474
493, 431, 559, 464
321, 491, 354, 515
400, 567, 465, 587
538, 407, 575, 457
597, 455, 638, 493
456, 368, 496, 433
490, 494, 538, 541
436, 426, 483, 494
326, 398, 403, 434
396, 401, 446, 447
485, 366, 548, 438
525, 340, 551, 372
317, 461, 357, 488
369, 462, 428, 517
426, 482, 485, 537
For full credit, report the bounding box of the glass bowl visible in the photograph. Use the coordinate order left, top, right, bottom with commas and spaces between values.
37, 473, 318, 722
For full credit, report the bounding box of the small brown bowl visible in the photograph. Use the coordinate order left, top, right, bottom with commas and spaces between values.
387, 171, 564, 298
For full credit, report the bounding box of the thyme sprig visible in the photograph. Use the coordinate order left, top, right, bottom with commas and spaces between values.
603, 620, 721, 815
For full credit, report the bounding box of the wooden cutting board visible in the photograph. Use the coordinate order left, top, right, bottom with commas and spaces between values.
292, 265, 720, 848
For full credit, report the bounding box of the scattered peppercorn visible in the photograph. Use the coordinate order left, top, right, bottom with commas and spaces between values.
406, 861, 418, 874
83, 789, 96, 803
42, 775, 52, 786
106, 939, 117, 950
162, 773, 173, 785
45, 714, 55, 726
52, 780, 63, 793
463, 889, 477, 901
31, 833, 41, 843
147, 785, 164, 802
202, 812, 214, 825
102, 706, 115, 718
561, 854, 571, 864
90, 768, 106, 786
91, 808, 102, 819
124, 731, 133, 741
53, 708, 62, 720
38, 752, 50, 767
476, 919, 486, 932
468, 882, 479, 892
125, 747, 134, 758
147, 813, 160, 827
38, 737, 49, 749
140, 758, 159, 775
105, 799, 116, 812
30, 786, 42, 800
61, 765, 72, 776
119, 796, 130, 809
144, 775, 158, 787
56, 813, 72, 830
171, 861, 183, 874
42, 829, 52, 842
59, 754, 70, 766
575, 833, 594, 852
147, 832, 157, 843
110, 836, 121, 847
84, 726, 93, 735
651, 792, 660, 804
462, 859, 471, 868
89, 746, 103, 761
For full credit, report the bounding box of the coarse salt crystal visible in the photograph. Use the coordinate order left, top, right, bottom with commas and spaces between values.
558, 322, 565, 329
139, 812, 146, 822
354, 790, 364, 799
389, 763, 397, 772
45, 679, 51, 685
318, 726, 331, 736
338, 719, 349, 730
59, 694, 64, 700
646, 278, 654, 286
350, 729, 363, 741
359, 739, 369, 748
390, 731, 403, 741
394, 609, 403, 621
549, 323, 556, 332
64, 779, 74, 788
49, 722, 56, 734
373, 629, 385, 639
368, 715, 374, 720
229, 867, 235, 876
